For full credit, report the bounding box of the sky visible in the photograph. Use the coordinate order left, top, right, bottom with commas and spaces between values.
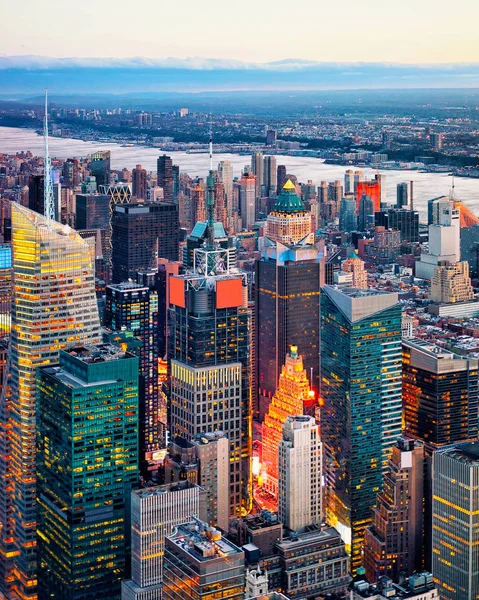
2, 0, 479, 64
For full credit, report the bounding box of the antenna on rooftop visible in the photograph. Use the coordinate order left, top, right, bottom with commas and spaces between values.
206, 113, 215, 247
43, 89, 55, 226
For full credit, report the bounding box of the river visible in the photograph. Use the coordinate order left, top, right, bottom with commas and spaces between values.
1, 125, 478, 220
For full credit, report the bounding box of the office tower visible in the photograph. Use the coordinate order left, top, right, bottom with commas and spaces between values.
0, 245, 12, 340
345, 169, 355, 195
277, 165, 287, 194
376, 173, 387, 205
168, 209, 252, 517
431, 132, 443, 152
417, 199, 460, 279
121, 481, 205, 600
255, 230, 322, 421
105, 281, 163, 477
342, 256, 368, 288
339, 194, 357, 232
99, 182, 132, 204
111, 202, 179, 282
396, 182, 409, 208
358, 194, 374, 230
266, 128, 278, 146
328, 180, 343, 209
278, 416, 322, 532
163, 437, 199, 484
28, 173, 44, 215
356, 178, 381, 213
75, 193, 110, 230
432, 443, 479, 600
431, 260, 474, 304
403, 339, 478, 452
132, 164, 148, 200
0, 204, 101, 598
265, 180, 313, 244
62, 159, 78, 188
37, 344, 138, 600
264, 155, 277, 197
354, 170, 364, 189
172, 164, 180, 202
214, 181, 227, 227
318, 180, 328, 205
157, 260, 182, 358
240, 173, 256, 229
374, 208, 419, 243
192, 184, 206, 223
157, 154, 173, 203
321, 286, 402, 572
262, 347, 314, 500
363, 437, 424, 583
163, 519, 245, 600
191, 432, 229, 531
89, 150, 111, 186
218, 161, 234, 218
251, 152, 263, 198
81, 175, 98, 194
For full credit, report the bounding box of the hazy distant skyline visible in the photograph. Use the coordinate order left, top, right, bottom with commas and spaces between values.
2, 0, 479, 64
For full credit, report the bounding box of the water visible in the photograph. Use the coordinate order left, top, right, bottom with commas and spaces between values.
2, 125, 479, 220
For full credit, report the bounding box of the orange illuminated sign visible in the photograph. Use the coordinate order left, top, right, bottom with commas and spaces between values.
216, 278, 243, 309
169, 277, 185, 308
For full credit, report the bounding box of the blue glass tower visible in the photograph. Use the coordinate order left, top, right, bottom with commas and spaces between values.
320, 286, 402, 572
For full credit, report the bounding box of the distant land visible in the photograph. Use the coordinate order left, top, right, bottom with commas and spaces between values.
1, 56, 479, 95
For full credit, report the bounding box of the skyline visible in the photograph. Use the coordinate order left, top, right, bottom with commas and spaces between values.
2, 0, 479, 65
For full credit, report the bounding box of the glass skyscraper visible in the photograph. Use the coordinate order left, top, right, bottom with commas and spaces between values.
0, 204, 101, 598
320, 286, 402, 572
36, 344, 139, 599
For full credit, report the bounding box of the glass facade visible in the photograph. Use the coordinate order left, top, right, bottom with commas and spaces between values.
320, 286, 402, 572
36, 345, 139, 600
0, 204, 101, 598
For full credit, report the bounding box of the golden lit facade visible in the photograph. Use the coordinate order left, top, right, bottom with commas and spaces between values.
0, 204, 101, 599
266, 180, 313, 245
342, 257, 368, 289
430, 260, 473, 304
262, 347, 313, 499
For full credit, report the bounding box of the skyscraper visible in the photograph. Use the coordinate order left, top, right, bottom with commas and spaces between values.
278, 416, 322, 532
157, 155, 174, 203
265, 180, 313, 245
218, 161, 234, 220
262, 347, 315, 499
363, 437, 424, 583
240, 174, 256, 229
251, 152, 263, 198
374, 208, 419, 243
105, 281, 163, 477
339, 194, 357, 232
345, 169, 355, 195
342, 256, 368, 289
168, 198, 252, 518
396, 183, 409, 208
356, 177, 381, 214
121, 481, 205, 600
111, 202, 179, 282
432, 443, 479, 600
132, 164, 148, 200
430, 260, 474, 304
255, 218, 322, 421
277, 165, 287, 194
263, 155, 277, 197
75, 193, 110, 230
321, 286, 402, 572
89, 150, 111, 187
37, 344, 139, 599
0, 204, 101, 598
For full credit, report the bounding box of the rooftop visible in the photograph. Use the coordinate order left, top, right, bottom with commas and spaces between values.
271, 180, 306, 214
66, 343, 129, 364
443, 441, 479, 465
133, 480, 198, 499
168, 518, 243, 562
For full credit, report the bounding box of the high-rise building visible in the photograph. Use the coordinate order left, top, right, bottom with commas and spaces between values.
277, 165, 287, 195
432, 443, 479, 600
263, 156, 277, 197
191, 432, 229, 531
431, 132, 443, 152
265, 180, 313, 245
89, 150, 111, 186
37, 344, 139, 600
345, 169, 355, 195
365, 227, 402, 265
172, 165, 180, 202
75, 193, 110, 230
262, 347, 315, 499
255, 231, 322, 421
168, 213, 252, 517
251, 152, 263, 198
157, 155, 173, 203
132, 164, 148, 200
0, 204, 101, 598
0, 245, 12, 341
28, 173, 45, 215
342, 256, 368, 289
321, 286, 402, 572
192, 184, 206, 223
363, 437, 424, 583
111, 202, 179, 282
240, 174, 256, 229
214, 181, 227, 227
218, 161, 234, 219
374, 208, 419, 243
278, 416, 322, 532
356, 177, 381, 214
431, 260, 474, 304
105, 281, 163, 477
358, 194, 374, 231
339, 194, 357, 232
121, 481, 206, 600
396, 183, 409, 208
163, 519, 245, 600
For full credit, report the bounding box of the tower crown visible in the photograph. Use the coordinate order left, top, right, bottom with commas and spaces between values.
271, 179, 306, 213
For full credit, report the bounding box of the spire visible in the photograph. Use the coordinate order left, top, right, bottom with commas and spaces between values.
271, 179, 306, 213
43, 89, 55, 226
206, 114, 215, 247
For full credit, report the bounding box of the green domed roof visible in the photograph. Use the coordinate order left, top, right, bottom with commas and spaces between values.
272, 179, 306, 213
